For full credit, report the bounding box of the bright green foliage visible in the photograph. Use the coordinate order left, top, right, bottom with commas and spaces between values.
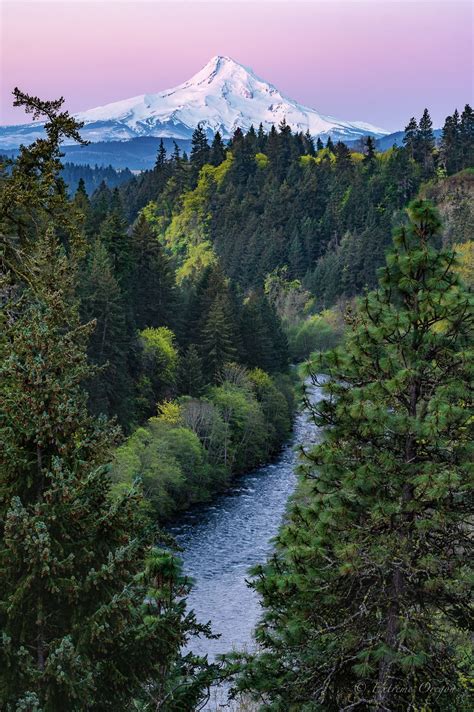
208, 380, 268, 473
176, 241, 217, 285
286, 310, 344, 360
113, 367, 293, 519
231, 201, 473, 710
137, 327, 179, 418
247, 368, 293, 451
113, 420, 211, 519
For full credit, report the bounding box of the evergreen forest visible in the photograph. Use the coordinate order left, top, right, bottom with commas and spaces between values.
0, 87, 472, 711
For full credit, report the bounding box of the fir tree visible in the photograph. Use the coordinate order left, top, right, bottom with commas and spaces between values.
232, 200, 473, 710
363, 135, 376, 167
178, 343, 206, 396
326, 136, 334, 152
129, 213, 176, 330
303, 130, 316, 156
79, 239, 136, 427
316, 136, 324, 151
200, 298, 238, 379
73, 177, 90, 213
440, 110, 461, 174
190, 124, 210, 184
460, 103, 474, 168
256, 123, 266, 152
417, 108, 436, 177
155, 138, 167, 170
403, 116, 418, 160
85, 180, 112, 238
210, 130, 226, 166
98, 195, 132, 284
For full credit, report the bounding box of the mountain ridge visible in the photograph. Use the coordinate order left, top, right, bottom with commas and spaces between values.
0, 56, 388, 149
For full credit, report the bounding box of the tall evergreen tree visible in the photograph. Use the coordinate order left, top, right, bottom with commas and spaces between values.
256, 123, 267, 152
155, 138, 167, 170
363, 135, 376, 167
129, 213, 176, 330
460, 103, 474, 168
232, 200, 473, 710
210, 130, 226, 166
73, 177, 90, 213
303, 129, 316, 156
85, 180, 112, 238
178, 343, 206, 396
98, 194, 132, 284
403, 116, 418, 160
417, 108, 436, 177
80, 240, 136, 427
190, 124, 210, 184
200, 298, 238, 379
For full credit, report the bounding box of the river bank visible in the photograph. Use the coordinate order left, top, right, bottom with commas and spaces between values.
168, 381, 324, 708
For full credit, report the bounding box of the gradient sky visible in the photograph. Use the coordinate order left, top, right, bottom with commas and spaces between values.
1, 0, 472, 132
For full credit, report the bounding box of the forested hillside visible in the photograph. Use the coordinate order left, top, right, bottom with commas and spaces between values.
69, 105, 473, 512
0, 85, 472, 711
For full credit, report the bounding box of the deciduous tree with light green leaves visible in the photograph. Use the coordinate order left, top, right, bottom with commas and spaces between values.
231, 200, 473, 711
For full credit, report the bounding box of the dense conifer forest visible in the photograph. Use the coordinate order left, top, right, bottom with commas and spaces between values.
0, 86, 472, 711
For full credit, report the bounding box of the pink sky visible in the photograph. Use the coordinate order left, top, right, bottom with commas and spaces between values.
1, 1, 472, 131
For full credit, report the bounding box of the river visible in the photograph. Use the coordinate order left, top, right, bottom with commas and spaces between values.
168, 381, 323, 709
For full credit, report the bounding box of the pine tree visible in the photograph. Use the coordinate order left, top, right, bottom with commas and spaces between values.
232, 200, 473, 710
316, 136, 324, 151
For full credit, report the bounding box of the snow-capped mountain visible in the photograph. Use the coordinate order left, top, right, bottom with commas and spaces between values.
0, 56, 388, 149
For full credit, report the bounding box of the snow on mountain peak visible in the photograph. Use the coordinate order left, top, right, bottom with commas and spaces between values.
0, 56, 389, 149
